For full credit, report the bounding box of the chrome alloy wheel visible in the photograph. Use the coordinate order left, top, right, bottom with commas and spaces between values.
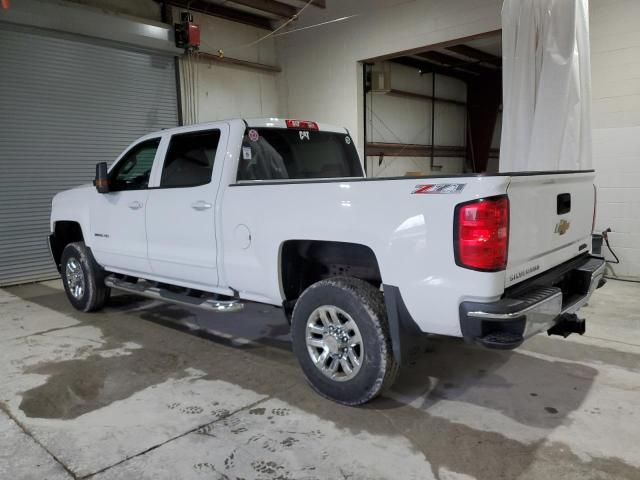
65, 257, 85, 299
305, 305, 364, 382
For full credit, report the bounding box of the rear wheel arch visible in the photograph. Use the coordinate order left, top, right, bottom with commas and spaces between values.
279, 240, 382, 313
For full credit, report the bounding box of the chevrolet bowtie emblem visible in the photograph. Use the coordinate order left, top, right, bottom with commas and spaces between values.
555, 219, 571, 235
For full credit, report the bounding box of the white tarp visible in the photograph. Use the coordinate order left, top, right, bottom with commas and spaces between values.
499, 0, 592, 172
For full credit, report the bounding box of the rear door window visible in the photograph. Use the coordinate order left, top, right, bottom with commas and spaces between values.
160, 129, 221, 188
237, 128, 363, 181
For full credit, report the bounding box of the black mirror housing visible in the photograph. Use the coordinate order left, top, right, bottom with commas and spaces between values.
95, 162, 109, 193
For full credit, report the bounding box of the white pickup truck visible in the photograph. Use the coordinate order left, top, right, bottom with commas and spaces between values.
49, 118, 606, 405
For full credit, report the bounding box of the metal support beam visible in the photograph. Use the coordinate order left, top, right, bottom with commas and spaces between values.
366, 142, 499, 158
198, 51, 281, 72
390, 57, 475, 83
377, 89, 466, 107
417, 51, 495, 75
446, 44, 502, 67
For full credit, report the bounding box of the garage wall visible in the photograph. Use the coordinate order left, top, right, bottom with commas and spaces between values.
590, 0, 640, 279
278, 0, 502, 158
179, 12, 283, 123
366, 61, 467, 176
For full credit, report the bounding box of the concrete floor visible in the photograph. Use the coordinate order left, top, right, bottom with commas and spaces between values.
1, 278, 639, 480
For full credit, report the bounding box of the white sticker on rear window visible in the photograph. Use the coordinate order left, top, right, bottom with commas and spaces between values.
248, 129, 259, 142
299, 131, 310, 141
345, 135, 351, 145
242, 146, 252, 160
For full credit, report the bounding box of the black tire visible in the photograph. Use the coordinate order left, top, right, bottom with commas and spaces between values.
291, 277, 399, 405
60, 242, 110, 312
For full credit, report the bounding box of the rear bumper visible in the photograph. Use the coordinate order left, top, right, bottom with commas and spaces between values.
459, 255, 606, 349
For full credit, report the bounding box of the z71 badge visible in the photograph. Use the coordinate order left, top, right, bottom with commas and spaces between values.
412, 184, 466, 194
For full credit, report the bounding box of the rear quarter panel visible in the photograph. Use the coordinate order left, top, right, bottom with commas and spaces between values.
219, 176, 510, 337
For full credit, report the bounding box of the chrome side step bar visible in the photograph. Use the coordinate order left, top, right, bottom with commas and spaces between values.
104, 275, 244, 313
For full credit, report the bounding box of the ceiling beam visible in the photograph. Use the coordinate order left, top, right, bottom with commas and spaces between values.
416, 51, 495, 75
226, 0, 298, 19
158, 0, 273, 30
390, 57, 475, 82
362, 29, 501, 63
445, 44, 502, 67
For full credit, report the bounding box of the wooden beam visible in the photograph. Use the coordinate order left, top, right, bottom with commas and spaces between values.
159, 0, 273, 30
366, 142, 499, 158
290, 0, 326, 8
446, 45, 502, 67
227, 0, 297, 19
390, 57, 475, 82
374, 89, 466, 107
417, 51, 494, 75
198, 51, 281, 72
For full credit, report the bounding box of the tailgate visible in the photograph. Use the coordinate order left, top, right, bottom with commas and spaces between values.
505, 171, 595, 287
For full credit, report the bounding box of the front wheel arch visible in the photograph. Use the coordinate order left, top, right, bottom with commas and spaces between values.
50, 221, 85, 271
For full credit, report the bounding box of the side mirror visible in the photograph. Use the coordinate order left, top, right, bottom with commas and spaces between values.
94, 162, 110, 194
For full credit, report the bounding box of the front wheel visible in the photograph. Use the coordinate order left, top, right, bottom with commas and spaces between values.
291, 277, 399, 405
60, 242, 110, 312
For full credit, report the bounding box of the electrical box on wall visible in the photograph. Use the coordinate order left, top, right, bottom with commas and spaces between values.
175, 11, 200, 51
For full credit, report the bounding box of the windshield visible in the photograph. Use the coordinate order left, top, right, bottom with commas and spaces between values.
236, 128, 363, 181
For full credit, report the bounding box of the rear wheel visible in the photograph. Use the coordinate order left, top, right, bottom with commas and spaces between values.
60, 242, 110, 312
291, 277, 398, 405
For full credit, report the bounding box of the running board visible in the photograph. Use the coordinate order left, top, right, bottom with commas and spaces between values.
104, 275, 244, 313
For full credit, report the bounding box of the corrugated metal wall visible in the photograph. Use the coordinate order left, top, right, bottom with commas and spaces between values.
0, 28, 178, 286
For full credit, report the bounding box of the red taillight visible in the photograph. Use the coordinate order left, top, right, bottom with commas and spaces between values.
285, 119, 319, 130
454, 196, 509, 271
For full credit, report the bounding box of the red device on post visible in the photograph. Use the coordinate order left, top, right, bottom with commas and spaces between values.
175, 12, 200, 51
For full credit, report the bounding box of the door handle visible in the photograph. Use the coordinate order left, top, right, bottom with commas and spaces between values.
191, 200, 213, 211
128, 201, 143, 210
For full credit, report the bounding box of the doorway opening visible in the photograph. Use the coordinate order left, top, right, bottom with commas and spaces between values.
362, 31, 502, 177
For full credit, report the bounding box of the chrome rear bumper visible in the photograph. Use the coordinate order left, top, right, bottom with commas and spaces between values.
459, 256, 606, 349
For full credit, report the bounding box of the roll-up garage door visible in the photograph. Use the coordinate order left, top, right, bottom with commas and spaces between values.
0, 28, 178, 286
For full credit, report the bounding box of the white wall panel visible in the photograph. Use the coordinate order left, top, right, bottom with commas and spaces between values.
591, 0, 640, 278
179, 12, 283, 123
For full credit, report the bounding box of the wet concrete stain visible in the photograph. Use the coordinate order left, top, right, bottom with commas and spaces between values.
7, 285, 640, 480
19, 342, 187, 419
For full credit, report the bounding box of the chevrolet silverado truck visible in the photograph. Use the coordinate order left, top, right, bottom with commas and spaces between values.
49, 118, 606, 405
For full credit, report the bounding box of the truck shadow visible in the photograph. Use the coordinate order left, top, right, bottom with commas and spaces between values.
388, 335, 598, 429
115, 293, 598, 430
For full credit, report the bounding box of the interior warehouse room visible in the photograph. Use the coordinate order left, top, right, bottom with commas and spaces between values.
0, 1, 639, 479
